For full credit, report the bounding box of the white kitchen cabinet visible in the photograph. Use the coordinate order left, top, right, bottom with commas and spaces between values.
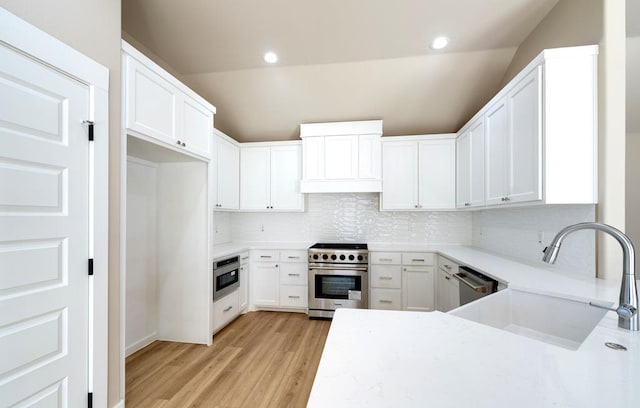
240, 142, 303, 211
370, 265, 402, 289
370, 288, 402, 310
456, 116, 485, 208
300, 120, 383, 193
212, 290, 239, 334
381, 135, 456, 211
251, 249, 308, 311
436, 256, 460, 312
458, 45, 598, 208
239, 252, 250, 312
402, 266, 435, 312
123, 41, 215, 159
214, 130, 239, 210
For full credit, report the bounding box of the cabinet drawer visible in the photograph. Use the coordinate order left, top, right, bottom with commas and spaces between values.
279, 263, 308, 285
370, 252, 401, 265
213, 290, 239, 333
281, 250, 307, 263
370, 288, 402, 310
239, 251, 250, 264
252, 250, 280, 262
370, 265, 402, 289
402, 252, 434, 266
438, 256, 459, 274
279, 285, 308, 308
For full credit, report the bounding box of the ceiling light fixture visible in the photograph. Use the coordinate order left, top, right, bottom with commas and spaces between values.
430, 36, 450, 50
263, 52, 278, 64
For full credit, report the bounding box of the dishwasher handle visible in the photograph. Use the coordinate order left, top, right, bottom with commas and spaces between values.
453, 272, 492, 294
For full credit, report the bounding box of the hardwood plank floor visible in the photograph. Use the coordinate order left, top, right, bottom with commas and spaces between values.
126, 311, 332, 408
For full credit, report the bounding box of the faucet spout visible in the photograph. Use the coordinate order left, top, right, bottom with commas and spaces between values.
542, 222, 639, 331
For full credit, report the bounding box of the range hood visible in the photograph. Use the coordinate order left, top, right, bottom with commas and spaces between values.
300, 120, 383, 193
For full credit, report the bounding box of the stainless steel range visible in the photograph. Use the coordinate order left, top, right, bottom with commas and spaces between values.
308, 243, 368, 319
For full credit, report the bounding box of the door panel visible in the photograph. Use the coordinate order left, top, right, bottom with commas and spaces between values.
270, 145, 303, 210
456, 131, 471, 208
381, 141, 417, 210
239, 147, 270, 210
418, 140, 455, 209
0, 44, 89, 407
484, 98, 509, 206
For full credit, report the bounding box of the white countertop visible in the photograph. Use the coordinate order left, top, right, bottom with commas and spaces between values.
307, 308, 639, 408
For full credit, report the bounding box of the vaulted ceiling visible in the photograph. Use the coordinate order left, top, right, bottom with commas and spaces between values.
122, 0, 561, 141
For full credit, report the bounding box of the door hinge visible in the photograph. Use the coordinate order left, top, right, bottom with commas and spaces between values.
88, 392, 93, 408
88, 258, 94, 276
83, 120, 94, 141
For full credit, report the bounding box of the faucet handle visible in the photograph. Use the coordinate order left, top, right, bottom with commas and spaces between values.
589, 301, 637, 319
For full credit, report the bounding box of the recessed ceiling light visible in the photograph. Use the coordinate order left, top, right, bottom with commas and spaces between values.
430, 36, 450, 50
263, 52, 278, 64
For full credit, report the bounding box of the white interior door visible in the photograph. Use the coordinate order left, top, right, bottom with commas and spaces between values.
0, 43, 90, 407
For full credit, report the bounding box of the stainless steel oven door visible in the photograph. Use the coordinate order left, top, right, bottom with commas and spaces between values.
308, 266, 368, 318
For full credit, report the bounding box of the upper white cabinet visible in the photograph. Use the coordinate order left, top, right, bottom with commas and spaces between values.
300, 120, 382, 193
457, 45, 598, 208
240, 142, 304, 211
214, 129, 239, 210
456, 117, 485, 208
381, 135, 456, 211
123, 41, 215, 159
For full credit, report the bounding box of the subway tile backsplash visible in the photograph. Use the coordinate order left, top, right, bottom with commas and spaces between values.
214, 196, 596, 277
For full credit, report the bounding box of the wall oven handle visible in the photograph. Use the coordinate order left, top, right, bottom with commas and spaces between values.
309, 266, 368, 271
453, 273, 485, 292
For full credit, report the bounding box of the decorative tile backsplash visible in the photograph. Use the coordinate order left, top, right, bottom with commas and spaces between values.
472, 205, 596, 277
214, 196, 596, 278
216, 193, 472, 245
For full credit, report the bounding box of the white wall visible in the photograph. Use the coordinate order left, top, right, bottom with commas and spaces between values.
125, 159, 158, 356
472, 205, 596, 277
225, 193, 472, 244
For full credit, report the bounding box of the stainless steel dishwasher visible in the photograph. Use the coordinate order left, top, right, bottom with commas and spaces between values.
453, 266, 498, 306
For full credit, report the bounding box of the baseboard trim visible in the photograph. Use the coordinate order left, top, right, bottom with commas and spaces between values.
125, 332, 157, 357
112, 399, 125, 408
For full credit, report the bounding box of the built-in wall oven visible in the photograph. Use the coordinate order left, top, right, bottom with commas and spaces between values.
213, 255, 240, 302
308, 243, 368, 319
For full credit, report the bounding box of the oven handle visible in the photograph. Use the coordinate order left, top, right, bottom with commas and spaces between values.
310, 266, 368, 272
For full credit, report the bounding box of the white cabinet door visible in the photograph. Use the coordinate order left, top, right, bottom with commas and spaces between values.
239, 262, 249, 312
270, 145, 303, 210
484, 97, 509, 206
240, 147, 271, 210
358, 134, 382, 180
436, 268, 460, 312
456, 130, 471, 208
324, 135, 358, 179
402, 267, 435, 312
252, 263, 279, 307
508, 67, 542, 204
212, 290, 239, 333
418, 139, 455, 209
125, 56, 177, 144
181, 97, 212, 158
381, 141, 418, 210
303, 137, 324, 180
469, 119, 486, 207
216, 136, 239, 209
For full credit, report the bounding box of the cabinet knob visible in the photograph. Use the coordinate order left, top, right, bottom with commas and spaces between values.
464, 203, 470, 207
181, 142, 186, 147
176, 140, 181, 145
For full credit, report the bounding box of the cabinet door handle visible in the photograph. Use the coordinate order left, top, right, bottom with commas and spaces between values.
412, 259, 424, 262
260, 255, 272, 259
288, 256, 300, 259
379, 276, 393, 280
223, 306, 233, 312
379, 300, 393, 304
465, 202, 471, 207
241, 256, 249, 260
288, 295, 301, 299
445, 276, 451, 280
443, 265, 451, 270
379, 258, 393, 262
176, 140, 181, 145
181, 142, 186, 147
288, 273, 300, 276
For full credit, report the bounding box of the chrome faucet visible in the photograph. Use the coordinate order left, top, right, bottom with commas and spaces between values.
542, 222, 639, 331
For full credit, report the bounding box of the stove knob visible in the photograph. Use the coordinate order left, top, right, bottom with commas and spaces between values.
348, 254, 355, 261
322, 254, 328, 260
313, 254, 319, 260
339, 254, 346, 260
331, 254, 337, 260
357, 255, 363, 261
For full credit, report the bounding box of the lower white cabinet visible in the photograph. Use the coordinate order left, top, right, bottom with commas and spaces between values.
212, 290, 239, 334
369, 251, 435, 311
436, 256, 460, 312
251, 249, 308, 311
239, 252, 250, 312
402, 266, 435, 312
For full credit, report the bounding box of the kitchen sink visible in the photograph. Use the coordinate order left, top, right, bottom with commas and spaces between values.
449, 288, 610, 350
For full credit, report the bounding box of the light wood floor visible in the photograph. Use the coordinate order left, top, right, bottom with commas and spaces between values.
125, 311, 332, 408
